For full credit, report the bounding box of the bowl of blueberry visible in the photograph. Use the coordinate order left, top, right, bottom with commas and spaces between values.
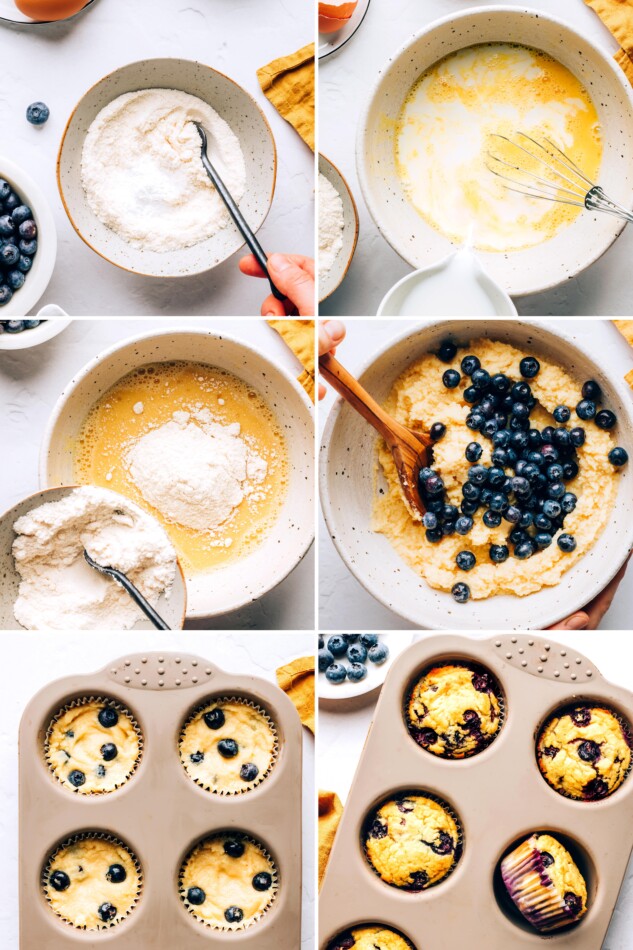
319, 633, 413, 702
0, 156, 57, 317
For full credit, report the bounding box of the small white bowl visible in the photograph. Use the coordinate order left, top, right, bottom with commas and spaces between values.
319, 153, 359, 303
357, 6, 633, 296
320, 320, 633, 630
40, 329, 315, 620
0, 486, 187, 631
0, 156, 57, 317
319, 632, 413, 705
58, 58, 277, 278
0, 318, 71, 350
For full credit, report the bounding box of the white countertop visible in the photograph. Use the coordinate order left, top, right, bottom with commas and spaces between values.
319, 0, 633, 317
1, 0, 314, 316
0, 317, 315, 629
0, 630, 315, 949
318, 630, 633, 949
319, 318, 633, 630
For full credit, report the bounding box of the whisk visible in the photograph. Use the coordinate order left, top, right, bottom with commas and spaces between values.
487, 132, 633, 225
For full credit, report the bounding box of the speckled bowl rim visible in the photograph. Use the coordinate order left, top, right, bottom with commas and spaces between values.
56, 58, 278, 278
318, 153, 360, 303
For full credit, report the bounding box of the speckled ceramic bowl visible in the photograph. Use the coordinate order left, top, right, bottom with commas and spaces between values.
319, 153, 359, 304
320, 320, 633, 631
357, 6, 633, 297
57, 58, 277, 278
0, 486, 187, 631
40, 329, 314, 620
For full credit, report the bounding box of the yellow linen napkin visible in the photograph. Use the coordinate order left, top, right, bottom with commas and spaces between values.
585, 0, 633, 81
268, 318, 315, 401
612, 321, 633, 389
257, 43, 315, 151
318, 789, 344, 887
276, 655, 315, 733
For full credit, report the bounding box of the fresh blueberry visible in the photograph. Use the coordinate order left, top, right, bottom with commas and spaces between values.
547, 481, 565, 500
203, 707, 225, 730
483, 509, 502, 528
503, 505, 521, 524
430, 422, 446, 441
17, 255, 33, 273
542, 499, 562, 519
4, 193, 19, 212
318, 636, 324, 649
98, 903, 117, 922
463, 384, 479, 404
595, 409, 617, 430
240, 763, 259, 782
471, 368, 491, 390
535, 513, 552, 531
100, 743, 117, 762
451, 582, 470, 604
534, 532, 553, 549
347, 662, 367, 682
19, 238, 37, 256
347, 643, 367, 664
570, 427, 585, 447
577, 740, 601, 763
582, 380, 602, 401
442, 368, 461, 388
217, 739, 239, 758
561, 492, 577, 513
68, 770, 85, 787
325, 663, 347, 684
368, 642, 389, 664
437, 340, 457, 362
576, 399, 596, 421
425, 474, 444, 495
252, 872, 273, 891
609, 447, 628, 466
553, 405, 571, 423
0, 215, 14, 236
319, 649, 334, 672
189, 751, 204, 764
465, 442, 483, 462
514, 540, 535, 559
489, 492, 509, 513
18, 220, 37, 240
461, 354, 480, 376
0, 180, 10, 202
562, 459, 579, 480
557, 534, 577, 553
26, 101, 50, 125
6, 270, 24, 291
327, 635, 347, 657
422, 511, 438, 530
490, 373, 511, 393
50, 870, 70, 892
187, 887, 206, 905
98, 707, 119, 728
224, 839, 245, 858
1, 243, 19, 266
466, 412, 485, 431
11, 205, 32, 226
455, 515, 473, 535
489, 544, 509, 563
360, 634, 379, 647
461, 499, 479, 516
520, 356, 540, 378
106, 864, 127, 884
225, 906, 244, 924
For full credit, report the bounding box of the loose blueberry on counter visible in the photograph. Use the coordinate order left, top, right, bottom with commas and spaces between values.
430, 422, 446, 441
319, 648, 334, 672
240, 763, 259, 782
519, 356, 540, 378
68, 770, 85, 787
189, 751, 204, 764
327, 635, 347, 656
609, 447, 628, 466
325, 663, 347, 684
218, 739, 239, 758
347, 662, 367, 682
347, 643, 367, 664
437, 340, 457, 362
224, 839, 245, 858
576, 399, 596, 420
26, 102, 50, 125
595, 409, 617, 430
50, 870, 71, 892
187, 886, 206, 905
368, 642, 389, 664
557, 534, 577, 553
225, 906, 244, 924
582, 380, 602, 402
451, 582, 470, 604
98, 707, 119, 728
98, 903, 117, 923
490, 543, 509, 563
100, 743, 118, 762
252, 872, 273, 892
442, 368, 461, 388
203, 707, 225, 730
106, 864, 127, 884
456, 551, 476, 572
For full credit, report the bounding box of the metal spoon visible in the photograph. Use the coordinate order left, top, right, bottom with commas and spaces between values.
193, 121, 284, 302
319, 352, 433, 520
83, 550, 170, 630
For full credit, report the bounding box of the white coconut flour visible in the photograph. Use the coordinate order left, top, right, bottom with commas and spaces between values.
81, 88, 246, 252
318, 172, 345, 281
12, 487, 177, 631
125, 409, 268, 534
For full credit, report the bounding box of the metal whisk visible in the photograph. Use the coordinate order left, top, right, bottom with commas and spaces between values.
487, 132, 633, 225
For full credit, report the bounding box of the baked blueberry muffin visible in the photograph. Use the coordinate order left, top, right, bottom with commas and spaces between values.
43, 834, 141, 930
328, 926, 415, 949
180, 833, 277, 930
407, 663, 502, 758
179, 698, 277, 794
46, 699, 141, 794
501, 833, 587, 932
537, 704, 631, 800
364, 794, 461, 890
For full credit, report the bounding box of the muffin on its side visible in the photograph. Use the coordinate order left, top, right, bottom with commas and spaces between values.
328, 926, 415, 949
364, 794, 461, 890
407, 663, 502, 758
537, 704, 631, 801
501, 833, 587, 932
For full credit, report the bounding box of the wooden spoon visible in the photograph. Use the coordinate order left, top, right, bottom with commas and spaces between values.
320, 352, 433, 520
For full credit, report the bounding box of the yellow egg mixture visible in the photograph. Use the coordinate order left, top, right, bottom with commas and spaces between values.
73, 361, 288, 575
396, 43, 602, 251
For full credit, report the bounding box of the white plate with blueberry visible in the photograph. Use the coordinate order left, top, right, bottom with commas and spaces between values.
318, 633, 414, 701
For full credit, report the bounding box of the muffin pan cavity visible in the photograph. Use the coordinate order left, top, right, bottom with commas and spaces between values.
325, 923, 417, 949
320, 635, 633, 948
20, 653, 302, 948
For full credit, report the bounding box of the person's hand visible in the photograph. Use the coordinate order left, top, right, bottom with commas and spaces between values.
548, 554, 630, 630
239, 253, 315, 317
318, 319, 346, 399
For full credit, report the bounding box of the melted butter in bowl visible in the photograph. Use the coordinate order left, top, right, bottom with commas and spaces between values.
396, 43, 602, 252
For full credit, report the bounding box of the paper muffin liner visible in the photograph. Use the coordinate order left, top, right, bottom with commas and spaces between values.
41, 830, 143, 931
404, 660, 506, 760
536, 701, 633, 802
500, 838, 586, 933
362, 790, 464, 892
44, 695, 143, 796
178, 831, 279, 932
327, 925, 417, 950
178, 696, 279, 795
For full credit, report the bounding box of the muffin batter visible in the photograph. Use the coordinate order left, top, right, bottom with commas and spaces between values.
538, 704, 631, 800
329, 926, 415, 949
501, 833, 587, 932
407, 663, 502, 758
46, 700, 141, 794
180, 834, 277, 929
44, 835, 141, 930
364, 794, 461, 890
180, 698, 276, 793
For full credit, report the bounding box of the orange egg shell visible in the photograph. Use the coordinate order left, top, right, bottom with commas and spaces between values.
319, 1, 357, 33
14, 0, 86, 21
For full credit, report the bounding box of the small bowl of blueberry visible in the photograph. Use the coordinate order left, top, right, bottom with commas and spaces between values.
318, 633, 413, 703
0, 156, 57, 317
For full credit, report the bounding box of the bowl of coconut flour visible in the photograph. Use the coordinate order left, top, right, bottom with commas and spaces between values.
318, 153, 358, 303
0, 486, 187, 631
40, 329, 314, 620
57, 58, 277, 277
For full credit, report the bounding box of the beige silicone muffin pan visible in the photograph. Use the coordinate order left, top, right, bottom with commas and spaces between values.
19, 652, 302, 948
319, 634, 633, 949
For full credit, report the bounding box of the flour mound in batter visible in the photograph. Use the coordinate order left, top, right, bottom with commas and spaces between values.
319, 172, 345, 281
81, 88, 246, 252
125, 409, 267, 532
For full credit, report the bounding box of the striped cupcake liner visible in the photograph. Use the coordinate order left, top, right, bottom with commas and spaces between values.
500, 837, 586, 933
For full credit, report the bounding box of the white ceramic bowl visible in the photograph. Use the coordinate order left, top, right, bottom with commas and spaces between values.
357, 6, 633, 297
0, 318, 71, 350
0, 486, 187, 631
58, 58, 277, 278
0, 156, 57, 316
319, 153, 359, 304
319, 632, 413, 705
320, 320, 633, 630
40, 329, 314, 619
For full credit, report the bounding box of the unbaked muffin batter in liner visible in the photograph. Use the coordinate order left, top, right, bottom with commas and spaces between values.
320, 635, 633, 950
19, 653, 302, 948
